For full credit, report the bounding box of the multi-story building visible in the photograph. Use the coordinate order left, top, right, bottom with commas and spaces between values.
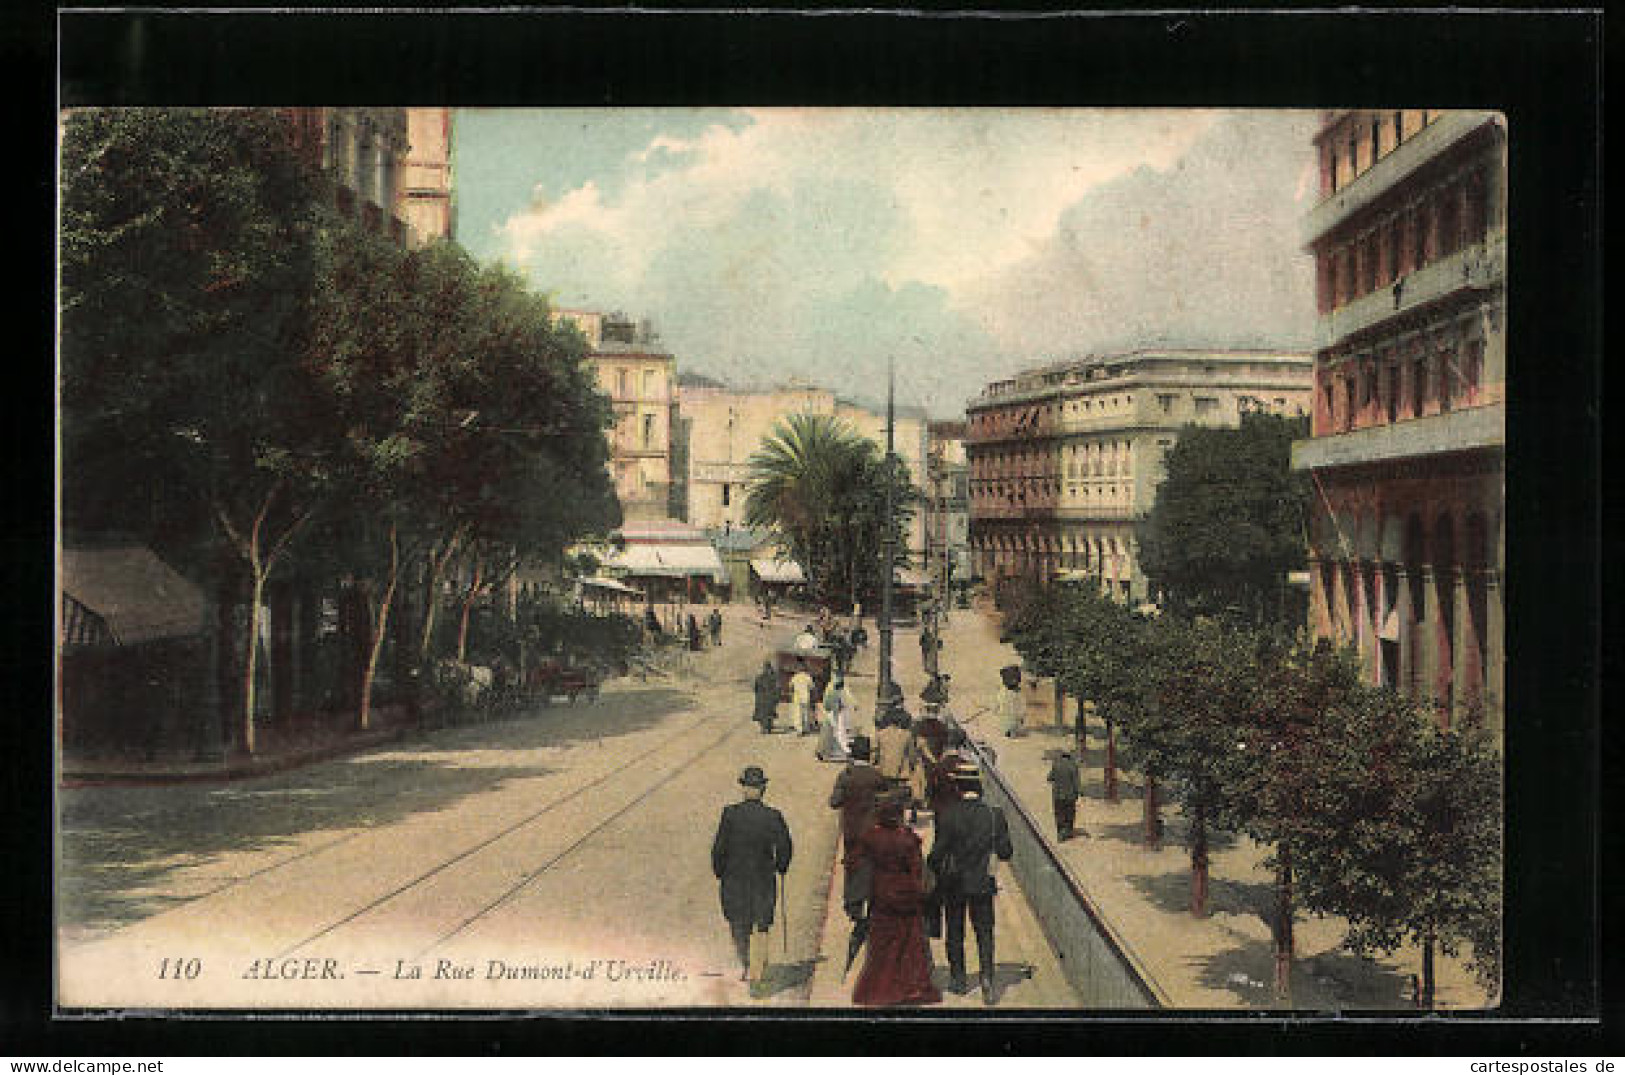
967, 349, 1314, 602
285, 108, 411, 243
555, 310, 679, 522
1291, 109, 1506, 737
396, 107, 455, 246
925, 420, 971, 596
679, 382, 932, 565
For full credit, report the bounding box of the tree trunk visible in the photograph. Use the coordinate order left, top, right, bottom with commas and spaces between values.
1073, 693, 1086, 757
1143, 774, 1162, 849
420, 529, 464, 661
240, 566, 267, 757
1104, 716, 1120, 803
457, 554, 483, 663
358, 522, 400, 732
1272, 854, 1295, 1004
1053, 678, 1065, 727
1421, 928, 1436, 1010
1190, 803, 1210, 917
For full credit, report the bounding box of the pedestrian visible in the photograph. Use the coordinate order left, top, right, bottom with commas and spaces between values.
927, 727, 970, 819
789, 660, 817, 736
817, 676, 852, 762
918, 624, 940, 678
850, 620, 868, 651
711, 765, 794, 999
753, 660, 780, 734
911, 706, 947, 819
996, 664, 1026, 738
927, 761, 1014, 1004
874, 688, 920, 823
708, 607, 724, 647
829, 734, 888, 947
793, 624, 820, 652
645, 604, 662, 641
830, 630, 854, 678
851, 793, 942, 1007
1046, 747, 1084, 841
687, 613, 702, 652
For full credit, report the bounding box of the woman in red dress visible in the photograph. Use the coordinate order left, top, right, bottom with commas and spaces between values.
852, 797, 943, 1007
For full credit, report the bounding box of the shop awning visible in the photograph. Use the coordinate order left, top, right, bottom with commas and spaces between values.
894, 569, 933, 589
750, 559, 806, 585
607, 543, 727, 583
60, 546, 207, 646
580, 576, 643, 596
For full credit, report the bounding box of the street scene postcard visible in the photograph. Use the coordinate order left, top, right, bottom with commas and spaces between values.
56, 106, 1506, 1013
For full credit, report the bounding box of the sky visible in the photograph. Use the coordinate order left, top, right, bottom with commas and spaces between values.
454, 108, 1323, 418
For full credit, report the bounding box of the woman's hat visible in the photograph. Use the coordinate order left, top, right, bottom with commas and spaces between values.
738, 765, 769, 788
848, 735, 872, 760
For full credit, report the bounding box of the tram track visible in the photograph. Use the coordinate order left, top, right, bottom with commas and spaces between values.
263, 702, 750, 963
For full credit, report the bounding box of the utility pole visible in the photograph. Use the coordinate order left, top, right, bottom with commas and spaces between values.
876, 355, 895, 717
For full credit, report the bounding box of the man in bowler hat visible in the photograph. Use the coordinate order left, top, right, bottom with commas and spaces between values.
927, 761, 1013, 1004
711, 765, 794, 997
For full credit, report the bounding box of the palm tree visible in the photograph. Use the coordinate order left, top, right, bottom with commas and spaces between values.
745, 413, 879, 608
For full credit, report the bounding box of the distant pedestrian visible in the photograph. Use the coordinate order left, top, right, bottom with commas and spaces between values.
645, 605, 662, 641
708, 608, 724, 647
919, 625, 941, 677
1046, 748, 1084, 841
927, 727, 970, 819
687, 613, 702, 651
790, 660, 817, 736
817, 677, 852, 762
997, 665, 1026, 738
852, 793, 942, 1007
928, 762, 1013, 1004
753, 661, 780, 734
711, 766, 793, 998
874, 692, 920, 822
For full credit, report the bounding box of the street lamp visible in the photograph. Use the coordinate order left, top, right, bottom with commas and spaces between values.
875, 355, 896, 719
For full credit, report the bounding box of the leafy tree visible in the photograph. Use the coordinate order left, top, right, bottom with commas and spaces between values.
60, 107, 334, 754
1138, 411, 1311, 625
1294, 692, 1502, 1008
1219, 639, 1366, 1002
745, 413, 914, 610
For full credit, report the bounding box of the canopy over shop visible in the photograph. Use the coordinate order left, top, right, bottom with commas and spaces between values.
59, 545, 212, 758
575, 575, 644, 614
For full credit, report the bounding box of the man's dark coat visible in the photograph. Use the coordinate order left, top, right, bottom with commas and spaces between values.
927, 798, 1013, 897
711, 798, 793, 928
830, 762, 891, 850
1046, 754, 1083, 801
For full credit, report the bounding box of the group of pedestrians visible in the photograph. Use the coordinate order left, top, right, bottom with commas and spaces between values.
829, 703, 1014, 1006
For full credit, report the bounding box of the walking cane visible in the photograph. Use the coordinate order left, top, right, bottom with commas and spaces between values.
779, 872, 789, 954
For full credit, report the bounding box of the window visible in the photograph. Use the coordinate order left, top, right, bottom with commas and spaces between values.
642, 413, 655, 447
644, 370, 656, 397
1438, 349, 1454, 413
1343, 377, 1355, 430
1371, 119, 1381, 163
1385, 365, 1399, 423
617, 370, 628, 397
1157, 393, 1177, 413
1194, 396, 1219, 416
1393, 110, 1405, 143
1412, 358, 1428, 417
721, 483, 731, 507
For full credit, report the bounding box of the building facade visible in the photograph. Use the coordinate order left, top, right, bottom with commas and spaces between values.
1291, 109, 1506, 738
967, 349, 1314, 602
396, 107, 455, 246
925, 420, 971, 594
556, 311, 680, 522
285, 108, 411, 243
679, 382, 932, 564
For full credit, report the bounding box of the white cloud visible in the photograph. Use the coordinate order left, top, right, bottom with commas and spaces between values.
488, 109, 1318, 415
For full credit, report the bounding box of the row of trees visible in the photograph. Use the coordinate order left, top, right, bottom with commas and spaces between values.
1004, 405, 1499, 1007
743, 413, 916, 611
1006, 583, 1500, 1007
61, 109, 620, 752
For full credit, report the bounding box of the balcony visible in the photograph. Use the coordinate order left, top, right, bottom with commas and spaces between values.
1302, 112, 1498, 245
1292, 401, 1503, 471
1315, 233, 1504, 350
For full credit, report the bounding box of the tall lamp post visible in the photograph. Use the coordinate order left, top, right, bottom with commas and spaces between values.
875, 355, 895, 717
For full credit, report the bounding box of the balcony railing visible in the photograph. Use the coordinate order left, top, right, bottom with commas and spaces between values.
1291, 401, 1504, 471
1315, 234, 1504, 349
1303, 112, 1497, 245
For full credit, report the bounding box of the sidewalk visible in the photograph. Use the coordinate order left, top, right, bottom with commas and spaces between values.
60, 705, 422, 787
902, 601, 1493, 1011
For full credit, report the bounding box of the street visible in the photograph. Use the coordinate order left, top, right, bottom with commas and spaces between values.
57, 606, 1077, 1010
